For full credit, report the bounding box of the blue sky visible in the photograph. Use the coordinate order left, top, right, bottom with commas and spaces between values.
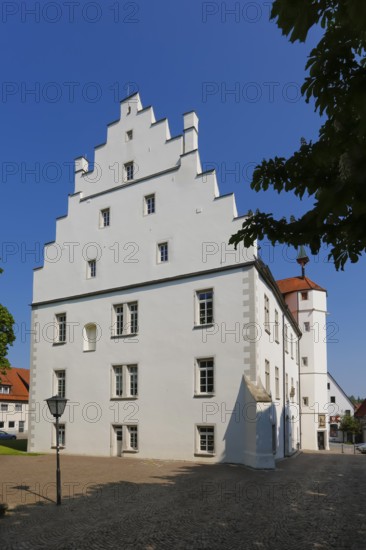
0, 0, 364, 397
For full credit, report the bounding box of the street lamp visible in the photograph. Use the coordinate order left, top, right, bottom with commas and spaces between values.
45, 395, 68, 505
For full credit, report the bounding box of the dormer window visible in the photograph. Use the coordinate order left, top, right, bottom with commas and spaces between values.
0, 385, 10, 394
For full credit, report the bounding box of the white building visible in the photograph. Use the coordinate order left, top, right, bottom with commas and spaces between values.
327, 372, 354, 441
0, 367, 29, 435
28, 93, 329, 467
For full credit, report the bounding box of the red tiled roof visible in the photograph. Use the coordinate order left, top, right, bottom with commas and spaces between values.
276, 276, 326, 295
0, 367, 29, 402
355, 399, 366, 418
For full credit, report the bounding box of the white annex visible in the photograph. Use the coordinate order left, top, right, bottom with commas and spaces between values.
327, 372, 354, 441
28, 93, 330, 468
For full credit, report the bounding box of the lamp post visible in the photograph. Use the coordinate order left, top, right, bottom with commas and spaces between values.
45, 395, 68, 505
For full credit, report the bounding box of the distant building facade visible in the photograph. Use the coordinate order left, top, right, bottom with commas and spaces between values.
327, 372, 354, 441
0, 367, 29, 435
28, 94, 329, 467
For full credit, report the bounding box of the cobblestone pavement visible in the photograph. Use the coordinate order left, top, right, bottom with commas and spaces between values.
0, 452, 365, 549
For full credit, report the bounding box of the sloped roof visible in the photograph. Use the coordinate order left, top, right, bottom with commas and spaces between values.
0, 367, 30, 402
276, 276, 326, 295
355, 399, 366, 418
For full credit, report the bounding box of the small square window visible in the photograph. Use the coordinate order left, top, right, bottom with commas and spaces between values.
1, 404, 8, 412
327, 382, 330, 390
15, 404, 22, 412
303, 397, 309, 406
302, 357, 308, 367
144, 194, 155, 215
301, 291, 308, 300
304, 322, 310, 332
100, 208, 110, 228
126, 130, 133, 141
124, 162, 134, 181
8, 421, 15, 428
87, 259, 96, 279
157, 242, 168, 263
330, 396, 336, 403
0, 422, 4, 428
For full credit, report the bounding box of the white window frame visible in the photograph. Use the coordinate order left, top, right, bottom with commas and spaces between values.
1, 404, 8, 412
264, 294, 270, 332
124, 161, 134, 182
112, 302, 138, 337
100, 208, 110, 228
274, 309, 279, 343
54, 423, 66, 447
15, 403, 22, 412
127, 425, 138, 451
195, 425, 215, 456
54, 370, 66, 398
0, 385, 10, 394
265, 359, 270, 393
195, 289, 214, 326
195, 357, 215, 396
275, 367, 280, 400
144, 193, 155, 215
55, 313, 67, 343
157, 242, 169, 263
8, 421, 15, 429
111, 364, 138, 399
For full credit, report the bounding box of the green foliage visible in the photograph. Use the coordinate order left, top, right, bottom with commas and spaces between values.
0, 267, 15, 374
339, 414, 361, 435
230, 0, 366, 270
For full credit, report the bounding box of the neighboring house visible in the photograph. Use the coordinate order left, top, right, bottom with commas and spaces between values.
0, 367, 29, 435
28, 93, 330, 468
355, 400, 366, 443
327, 372, 355, 442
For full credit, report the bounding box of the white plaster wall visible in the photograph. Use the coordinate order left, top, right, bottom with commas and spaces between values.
327, 374, 354, 418
0, 405, 28, 434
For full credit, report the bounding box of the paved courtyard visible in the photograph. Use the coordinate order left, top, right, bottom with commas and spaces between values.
0, 452, 365, 549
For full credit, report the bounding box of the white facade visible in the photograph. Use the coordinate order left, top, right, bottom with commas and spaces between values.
29, 93, 326, 467
327, 372, 354, 441
0, 368, 29, 435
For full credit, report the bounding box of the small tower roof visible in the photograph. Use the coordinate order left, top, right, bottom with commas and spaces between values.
276, 276, 326, 295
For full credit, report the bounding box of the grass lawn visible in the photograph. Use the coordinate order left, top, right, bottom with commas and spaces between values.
0, 439, 41, 456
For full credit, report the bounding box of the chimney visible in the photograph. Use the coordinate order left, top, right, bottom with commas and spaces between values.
183, 111, 199, 153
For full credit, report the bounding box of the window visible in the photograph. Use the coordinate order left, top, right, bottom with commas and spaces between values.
112, 302, 138, 336
15, 404, 22, 412
55, 423, 65, 447
275, 367, 280, 400
290, 378, 295, 400
296, 382, 299, 403
100, 208, 110, 228
196, 426, 215, 455
330, 396, 336, 403
126, 129, 133, 141
55, 370, 66, 398
284, 324, 288, 353
295, 342, 299, 365
1, 404, 8, 412
0, 422, 3, 428
196, 289, 213, 325
301, 291, 308, 300
285, 374, 289, 400
264, 294, 270, 332
304, 322, 310, 332
144, 194, 155, 215
265, 360, 270, 393
0, 385, 10, 394
302, 357, 308, 367
8, 421, 15, 428
55, 313, 66, 343
83, 323, 97, 351
87, 259, 96, 279
290, 334, 294, 359
124, 162, 134, 181
157, 242, 168, 263
196, 358, 214, 395
303, 397, 309, 406
112, 365, 138, 398
274, 309, 279, 343
345, 410, 351, 416
327, 382, 330, 389
127, 425, 138, 450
